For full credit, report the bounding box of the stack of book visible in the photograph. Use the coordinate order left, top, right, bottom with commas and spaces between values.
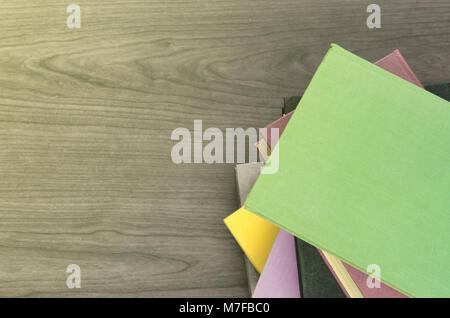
224, 45, 450, 298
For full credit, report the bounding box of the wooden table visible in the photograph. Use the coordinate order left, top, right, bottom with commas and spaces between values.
0, 0, 448, 297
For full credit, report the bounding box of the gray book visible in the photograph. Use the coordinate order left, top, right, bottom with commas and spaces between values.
235, 162, 264, 295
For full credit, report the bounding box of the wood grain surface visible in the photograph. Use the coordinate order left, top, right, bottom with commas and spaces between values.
0, 0, 448, 297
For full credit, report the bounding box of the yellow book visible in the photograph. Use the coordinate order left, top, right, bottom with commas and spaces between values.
224, 207, 278, 273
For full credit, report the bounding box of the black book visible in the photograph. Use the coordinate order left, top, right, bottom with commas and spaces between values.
282, 95, 302, 115
295, 238, 346, 298
424, 83, 449, 101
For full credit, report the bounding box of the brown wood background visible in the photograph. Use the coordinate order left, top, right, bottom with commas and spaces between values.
0, 0, 448, 297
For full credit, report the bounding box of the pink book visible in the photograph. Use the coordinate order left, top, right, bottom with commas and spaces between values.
257, 49, 422, 298
375, 50, 423, 88
252, 230, 300, 298
259, 114, 292, 149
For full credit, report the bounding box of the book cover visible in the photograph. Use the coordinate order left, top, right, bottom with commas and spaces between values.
261, 49, 430, 298
295, 238, 346, 298
252, 230, 300, 298
245, 44, 450, 297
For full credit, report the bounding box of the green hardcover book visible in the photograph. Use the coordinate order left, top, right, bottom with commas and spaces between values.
245, 44, 450, 298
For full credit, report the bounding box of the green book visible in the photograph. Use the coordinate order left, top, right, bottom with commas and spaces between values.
245, 44, 450, 298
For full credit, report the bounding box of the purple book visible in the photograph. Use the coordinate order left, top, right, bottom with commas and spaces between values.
252, 230, 300, 298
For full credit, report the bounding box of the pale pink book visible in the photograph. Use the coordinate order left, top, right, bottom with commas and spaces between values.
252, 230, 300, 298
257, 49, 421, 298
